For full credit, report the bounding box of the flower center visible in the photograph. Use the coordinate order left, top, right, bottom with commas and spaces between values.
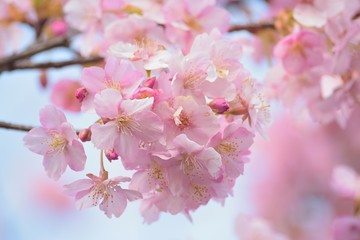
116, 114, 140, 135
180, 154, 203, 176
173, 106, 192, 130
103, 75, 121, 90
215, 141, 239, 163
184, 16, 202, 32
48, 131, 67, 154
183, 68, 206, 89
191, 184, 209, 203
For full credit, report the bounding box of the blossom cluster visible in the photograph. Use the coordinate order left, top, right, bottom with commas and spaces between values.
263, 0, 360, 128
22, 0, 270, 221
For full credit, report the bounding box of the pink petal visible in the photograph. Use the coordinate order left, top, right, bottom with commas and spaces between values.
114, 134, 150, 167
50, 79, 82, 112
81, 66, 106, 93
197, 147, 222, 178
120, 97, 154, 115
94, 88, 122, 119
91, 122, 118, 150
293, 3, 327, 28
43, 152, 68, 180
64, 179, 94, 196
129, 171, 151, 192
282, 52, 306, 75
198, 6, 230, 33
99, 186, 127, 218
60, 122, 78, 144
186, 0, 215, 16
39, 105, 67, 129
23, 127, 51, 155
75, 189, 98, 210
133, 111, 164, 142
173, 134, 203, 153
123, 189, 143, 201
110, 176, 131, 183
64, 140, 87, 171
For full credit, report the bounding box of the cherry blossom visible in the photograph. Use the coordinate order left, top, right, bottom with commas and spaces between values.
64, 173, 142, 218
163, 0, 230, 52
91, 89, 163, 164
50, 79, 82, 112
80, 57, 144, 110
274, 30, 326, 75
23, 105, 86, 180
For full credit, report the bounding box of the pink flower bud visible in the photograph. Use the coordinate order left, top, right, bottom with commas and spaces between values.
50, 19, 68, 36
143, 77, 156, 88
132, 87, 157, 99
105, 149, 119, 161
101, 117, 111, 124
79, 128, 91, 142
333, 216, 360, 240
209, 98, 230, 114
75, 87, 88, 103
40, 69, 48, 88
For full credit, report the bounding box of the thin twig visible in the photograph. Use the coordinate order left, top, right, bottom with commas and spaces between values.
229, 22, 275, 33
0, 121, 34, 132
7, 56, 104, 71
0, 121, 84, 134
0, 36, 69, 69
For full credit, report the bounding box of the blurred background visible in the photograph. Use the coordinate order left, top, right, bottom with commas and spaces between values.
1, 0, 359, 239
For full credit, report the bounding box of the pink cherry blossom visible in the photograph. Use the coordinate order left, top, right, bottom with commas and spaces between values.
131, 134, 224, 215
293, 0, 349, 28
105, 15, 166, 45
163, 0, 230, 52
63, 0, 102, 32
23, 105, 86, 180
80, 57, 144, 110
229, 79, 271, 136
154, 96, 220, 145
50, 79, 82, 112
171, 134, 222, 180
91, 88, 163, 165
274, 30, 326, 75
64, 173, 142, 218
109, 39, 170, 70
209, 123, 254, 178
190, 30, 244, 83
169, 51, 210, 100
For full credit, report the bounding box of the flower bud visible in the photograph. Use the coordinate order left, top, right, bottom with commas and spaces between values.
132, 87, 157, 99
143, 77, 156, 88
209, 98, 230, 114
40, 69, 48, 88
101, 117, 111, 124
79, 128, 91, 142
75, 87, 88, 103
50, 19, 68, 36
105, 149, 119, 161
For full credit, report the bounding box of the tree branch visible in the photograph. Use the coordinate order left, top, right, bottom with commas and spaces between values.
229, 22, 275, 33
0, 36, 69, 70
0, 121, 34, 132
0, 121, 83, 134
7, 56, 104, 71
